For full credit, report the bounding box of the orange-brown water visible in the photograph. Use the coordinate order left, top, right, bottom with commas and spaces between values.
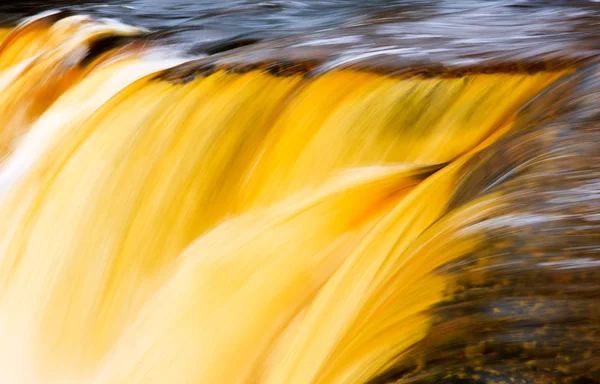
0, 8, 597, 384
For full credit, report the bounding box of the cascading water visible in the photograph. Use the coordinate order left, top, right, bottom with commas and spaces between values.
0, 2, 598, 383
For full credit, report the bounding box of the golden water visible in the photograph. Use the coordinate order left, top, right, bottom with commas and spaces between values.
0, 11, 594, 384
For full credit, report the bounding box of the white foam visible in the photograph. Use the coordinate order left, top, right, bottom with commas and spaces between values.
0, 56, 187, 196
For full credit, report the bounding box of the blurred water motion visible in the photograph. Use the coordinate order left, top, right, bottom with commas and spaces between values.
0, 2, 597, 383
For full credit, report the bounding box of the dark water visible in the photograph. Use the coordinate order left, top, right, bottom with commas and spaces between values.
0, 0, 428, 40
4, 1, 600, 68
4, 2, 600, 87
